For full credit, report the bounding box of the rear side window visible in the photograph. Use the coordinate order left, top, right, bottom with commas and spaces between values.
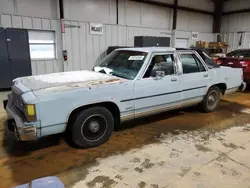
179, 54, 206, 74
227, 50, 250, 57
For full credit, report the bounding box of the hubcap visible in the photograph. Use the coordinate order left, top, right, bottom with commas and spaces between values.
207, 91, 218, 109
89, 121, 100, 133
81, 115, 107, 142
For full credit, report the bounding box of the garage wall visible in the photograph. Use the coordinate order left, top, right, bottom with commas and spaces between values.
173, 30, 215, 48
1, 0, 216, 75
221, 13, 250, 33
0, 0, 59, 19
62, 20, 172, 71
118, 0, 173, 29
0, 0, 63, 76
220, 0, 250, 52
177, 10, 213, 32
0, 14, 63, 75
222, 32, 250, 52
221, 0, 250, 32
178, 0, 214, 12
224, 0, 249, 12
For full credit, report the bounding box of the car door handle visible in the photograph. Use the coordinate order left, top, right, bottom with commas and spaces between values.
203, 73, 209, 77
171, 77, 178, 82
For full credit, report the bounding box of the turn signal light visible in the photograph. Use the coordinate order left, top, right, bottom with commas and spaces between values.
26, 104, 36, 121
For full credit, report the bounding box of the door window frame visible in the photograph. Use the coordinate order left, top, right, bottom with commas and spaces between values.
140, 52, 178, 80
177, 51, 209, 74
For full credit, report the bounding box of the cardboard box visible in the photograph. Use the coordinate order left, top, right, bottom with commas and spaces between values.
196, 41, 209, 48
209, 42, 228, 49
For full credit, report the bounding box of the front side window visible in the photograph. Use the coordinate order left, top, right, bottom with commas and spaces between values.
144, 54, 175, 78
28, 30, 56, 60
95, 50, 147, 80
179, 54, 206, 74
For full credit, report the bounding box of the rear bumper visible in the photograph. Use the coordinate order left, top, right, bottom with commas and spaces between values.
238, 82, 247, 91
243, 70, 250, 84
4, 97, 38, 141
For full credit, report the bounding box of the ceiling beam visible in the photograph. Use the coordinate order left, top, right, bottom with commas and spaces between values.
130, 0, 214, 15
223, 8, 250, 15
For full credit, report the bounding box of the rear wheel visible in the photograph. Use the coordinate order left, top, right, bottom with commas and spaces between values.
72, 106, 114, 148
199, 86, 220, 113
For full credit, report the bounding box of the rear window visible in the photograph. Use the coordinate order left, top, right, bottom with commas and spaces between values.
226, 50, 250, 58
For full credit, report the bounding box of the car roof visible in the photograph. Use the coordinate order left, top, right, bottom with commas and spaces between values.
115, 47, 176, 53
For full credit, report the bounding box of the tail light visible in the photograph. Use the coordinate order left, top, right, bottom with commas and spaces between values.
240, 61, 250, 68
216, 59, 222, 65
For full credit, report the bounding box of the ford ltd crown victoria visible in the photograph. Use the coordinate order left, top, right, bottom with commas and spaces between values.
3, 47, 246, 148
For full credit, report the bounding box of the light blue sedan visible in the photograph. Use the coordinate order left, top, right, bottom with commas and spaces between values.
13, 176, 64, 188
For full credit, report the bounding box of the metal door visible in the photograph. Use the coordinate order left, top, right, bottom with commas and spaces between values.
6, 28, 31, 81
0, 28, 11, 88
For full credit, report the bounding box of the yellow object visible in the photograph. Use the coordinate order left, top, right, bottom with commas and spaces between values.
26, 104, 35, 116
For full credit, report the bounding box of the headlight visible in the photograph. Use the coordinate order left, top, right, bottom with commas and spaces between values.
26, 104, 36, 121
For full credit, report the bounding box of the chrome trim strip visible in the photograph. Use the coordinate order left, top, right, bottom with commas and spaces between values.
121, 86, 206, 102
135, 97, 202, 119
120, 97, 203, 122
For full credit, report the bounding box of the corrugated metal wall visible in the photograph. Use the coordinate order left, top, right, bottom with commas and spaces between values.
0, 0, 59, 19
177, 10, 213, 32
178, 0, 214, 11
0, 0, 217, 75
220, 0, 250, 52
62, 20, 173, 71
0, 14, 63, 75
222, 32, 250, 52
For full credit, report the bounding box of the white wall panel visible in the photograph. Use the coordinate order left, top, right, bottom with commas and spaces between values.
174, 30, 215, 48
64, 0, 116, 24
224, 0, 250, 12
0, 0, 59, 19
118, 0, 173, 29
178, 0, 214, 11
0, 14, 63, 75
62, 20, 172, 71
177, 10, 213, 32
221, 13, 250, 32
222, 32, 250, 52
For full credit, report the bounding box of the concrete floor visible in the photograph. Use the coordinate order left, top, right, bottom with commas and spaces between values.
0, 91, 250, 187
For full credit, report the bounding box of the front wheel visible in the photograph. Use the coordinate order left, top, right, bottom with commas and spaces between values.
72, 106, 114, 148
199, 86, 220, 113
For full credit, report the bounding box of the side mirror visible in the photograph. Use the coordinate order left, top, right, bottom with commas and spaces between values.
154, 71, 165, 80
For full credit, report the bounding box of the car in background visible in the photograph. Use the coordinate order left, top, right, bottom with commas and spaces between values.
210, 53, 226, 63
217, 49, 250, 85
14, 176, 64, 188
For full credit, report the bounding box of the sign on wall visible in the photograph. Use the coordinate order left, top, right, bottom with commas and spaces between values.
90, 23, 104, 35
191, 32, 199, 40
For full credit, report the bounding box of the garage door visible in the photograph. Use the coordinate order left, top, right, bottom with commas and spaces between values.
175, 38, 189, 48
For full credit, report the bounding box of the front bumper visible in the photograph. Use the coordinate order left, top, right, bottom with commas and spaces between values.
4, 97, 38, 141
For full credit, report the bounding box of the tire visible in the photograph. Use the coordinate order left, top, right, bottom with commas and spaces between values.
72, 106, 114, 148
199, 86, 220, 113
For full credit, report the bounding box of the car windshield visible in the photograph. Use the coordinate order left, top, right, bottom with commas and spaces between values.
94, 50, 147, 80
226, 50, 250, 58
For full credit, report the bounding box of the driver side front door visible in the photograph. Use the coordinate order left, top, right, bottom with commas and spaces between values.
134, 53, 182, 118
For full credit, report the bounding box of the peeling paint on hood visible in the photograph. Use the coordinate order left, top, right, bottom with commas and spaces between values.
20, 70, 124, 92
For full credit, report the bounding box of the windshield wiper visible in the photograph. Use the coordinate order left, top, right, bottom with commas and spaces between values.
111, 72, 129, 79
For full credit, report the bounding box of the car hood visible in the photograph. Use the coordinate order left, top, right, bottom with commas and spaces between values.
17, 70, 124, 92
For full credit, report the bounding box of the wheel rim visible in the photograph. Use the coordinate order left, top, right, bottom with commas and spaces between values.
81, 114, 108, 142
207, 90, 218, 109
